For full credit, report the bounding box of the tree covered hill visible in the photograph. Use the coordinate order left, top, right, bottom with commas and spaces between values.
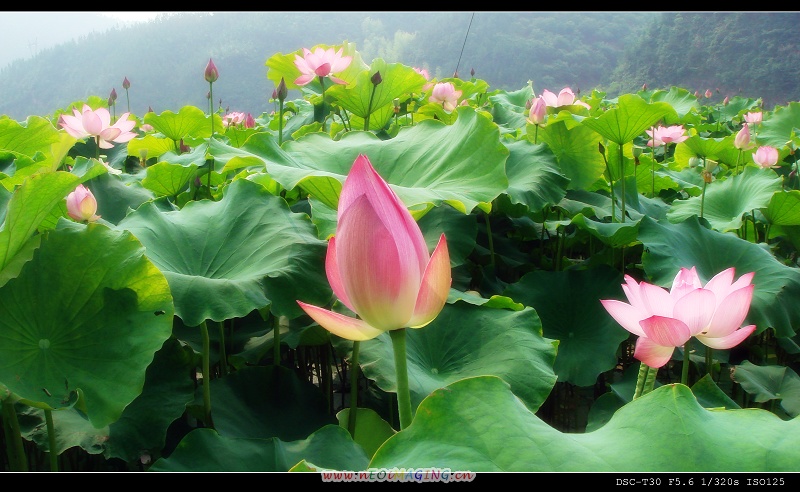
0, 11, 797, 121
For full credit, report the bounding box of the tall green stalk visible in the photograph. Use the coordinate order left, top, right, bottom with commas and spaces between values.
45, 409, 58, 471
681, 341, 691, 386
389, 329, 413, 430
347, 341, 361, 437
200, 321, 214, 428
2, 399, 28, 471
633, 362, 656, 400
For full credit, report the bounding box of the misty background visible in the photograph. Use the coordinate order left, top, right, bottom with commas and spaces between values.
1, 11, 798, 121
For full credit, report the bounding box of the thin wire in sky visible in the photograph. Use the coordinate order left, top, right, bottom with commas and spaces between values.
454, 12, 475, 77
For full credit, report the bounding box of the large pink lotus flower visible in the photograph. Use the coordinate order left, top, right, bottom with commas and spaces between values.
540, 87, 591, 110
59, 104, 137, 149
646, 125, 689, 147
753, 145, 780, 169
600, 267, 756, 368
429, 82, 463, 112
297, 154, 451, 341
294, 46, 352, 86
66, 184, 100, 222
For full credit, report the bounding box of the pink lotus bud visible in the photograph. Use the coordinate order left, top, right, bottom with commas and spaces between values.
734, 123, 751, 150
244, 113, 255, 129
204, 58, 219, 83
66, 184, 101, 222
470, 67, 475, 77
122, 77, 130, 90
527, 96, 547, 126
704, 89, 712, 98
109, 88, 117, 102
371, 71, 382, 86
723, 96, 730, 105
277, 77, 287, 101
641, 83, 647, 91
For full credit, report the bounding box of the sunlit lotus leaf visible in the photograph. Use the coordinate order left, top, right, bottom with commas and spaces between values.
634, 155, 683, 198
127, 134, 181, 161
667, 166, 782, 231
0, 220, 174, 428
149, 424, 369, 472
732, 360, 800, 417
446, 289, 524, 310
503, 139, 569, 212
327, 59, 426, 129
0, 115, 61, 155
356, 301, 557, 413
17, 337, 195, 459
238, 106, 508, 214
538, 119, 606, 190
265, 41, 367, 91
369, 376, 800, 471
639, 216, 800, 338
647, 86, 696, 123
557, 189, 614, 219
581, 94, 673, 145
143, 106, 223, 142
141, 161, 199, 197
0, 169, 103, 272
718, 95, 760, 122
764, 190, 800, 225
117, 178, 330, 327
674, 134, 732, 162
503, 266, 630, 386
207, 365, 336, 441
758, 101, 800, 148
337, 407, 396, 459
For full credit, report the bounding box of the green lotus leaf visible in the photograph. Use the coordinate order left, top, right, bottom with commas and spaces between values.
141, 161, 199, 197
149, 424, 369, 472
240, 106, 508, 214
337, 407, 396, 459
667, 166, 782, 232
0, 115, 61, 155
489, 84, 534, 131
503, 266, 630, 386
675, 134, 732, 161
758, 101, 800, 149
357, 301, 557, 413
571, 213, 642, 247
581, 94, 674, 145
732, 360, 800, 417
87, 172, 157, 225
369, 376, 800, 471
117, 178, 330, 326
144, 106, 223, 142
503, 139, 570, 212
647, 86, 697, 123
539, 119, 606, 190
639, 216, 800, 338
127, 134, 181, 162
0, 220, 174, 428
764, 189, 800, 226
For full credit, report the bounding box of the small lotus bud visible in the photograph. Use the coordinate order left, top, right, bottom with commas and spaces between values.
179, 139, 190, 154
110, 88, 117, 102
371, 71, 382, 86
704, 89, 712, 99
122, 77, 130, 90
470, 67, 475, 77
277, 77, 287, 102
244, 113, 255, 129
204, 58, 219, 83
272, 88, 278, 100
633, 146, 643, 158
641, 83, 647, 91
525, 99, 533, 110
598, 142, 606, 154
147, 106, 154, 113
723, 96, 730, 105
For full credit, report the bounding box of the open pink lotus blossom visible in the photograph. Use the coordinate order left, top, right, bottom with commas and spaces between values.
59, 104, 136, 149
540, 87, 591, 110
744, 111, 763, 125
753, 145, 780, 169
429, 82, 464, 112
646, 125, 689, 147
526, 96, 547, 126
293, 46, 352, 86
600, 267, 756, 368
66, 184, 101, 222
297, 154, 451, 341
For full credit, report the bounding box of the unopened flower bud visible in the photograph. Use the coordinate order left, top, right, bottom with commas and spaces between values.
470, 67, 475, 77
371, 71, 382, 86
704, 89, 712, 99
641, 83, 647, 91
122, 77, 131, 90
277, 77, 287, 102
204, 58, 219, 83
723, 96, 730, 105
110, 88, 117, 102
598, 142, 606, 154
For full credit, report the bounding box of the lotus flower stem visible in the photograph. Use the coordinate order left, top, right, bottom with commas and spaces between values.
599, 143, 616, 222
2, 399, 28, 471
681, 341, 691, 386
700, 180, 708, 219
633, 362, 656, 399
45, 408, 58, 471
200, 321, 214, 428
484, 211, 496, 269
618, 145, 627, 223
318, 76, 327, 132
364, 78, 379, 131
278, 99, 284, 146
218, 321, 228, 376
389, 328, 413, 430
705, 346, 714, 377
347, 341, 361, 437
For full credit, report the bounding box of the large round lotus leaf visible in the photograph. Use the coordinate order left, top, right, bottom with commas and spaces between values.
357, 301, 557, 413
116, 178, 331, 327
639, 215, 800, 339
208, 365, 336, 441
0, 220, 174, 428
502, 139, 569, 213
503, 266, 630, 386
148, 424, 369, 472
16, 337, 195, 460
370, 376, 800, 472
